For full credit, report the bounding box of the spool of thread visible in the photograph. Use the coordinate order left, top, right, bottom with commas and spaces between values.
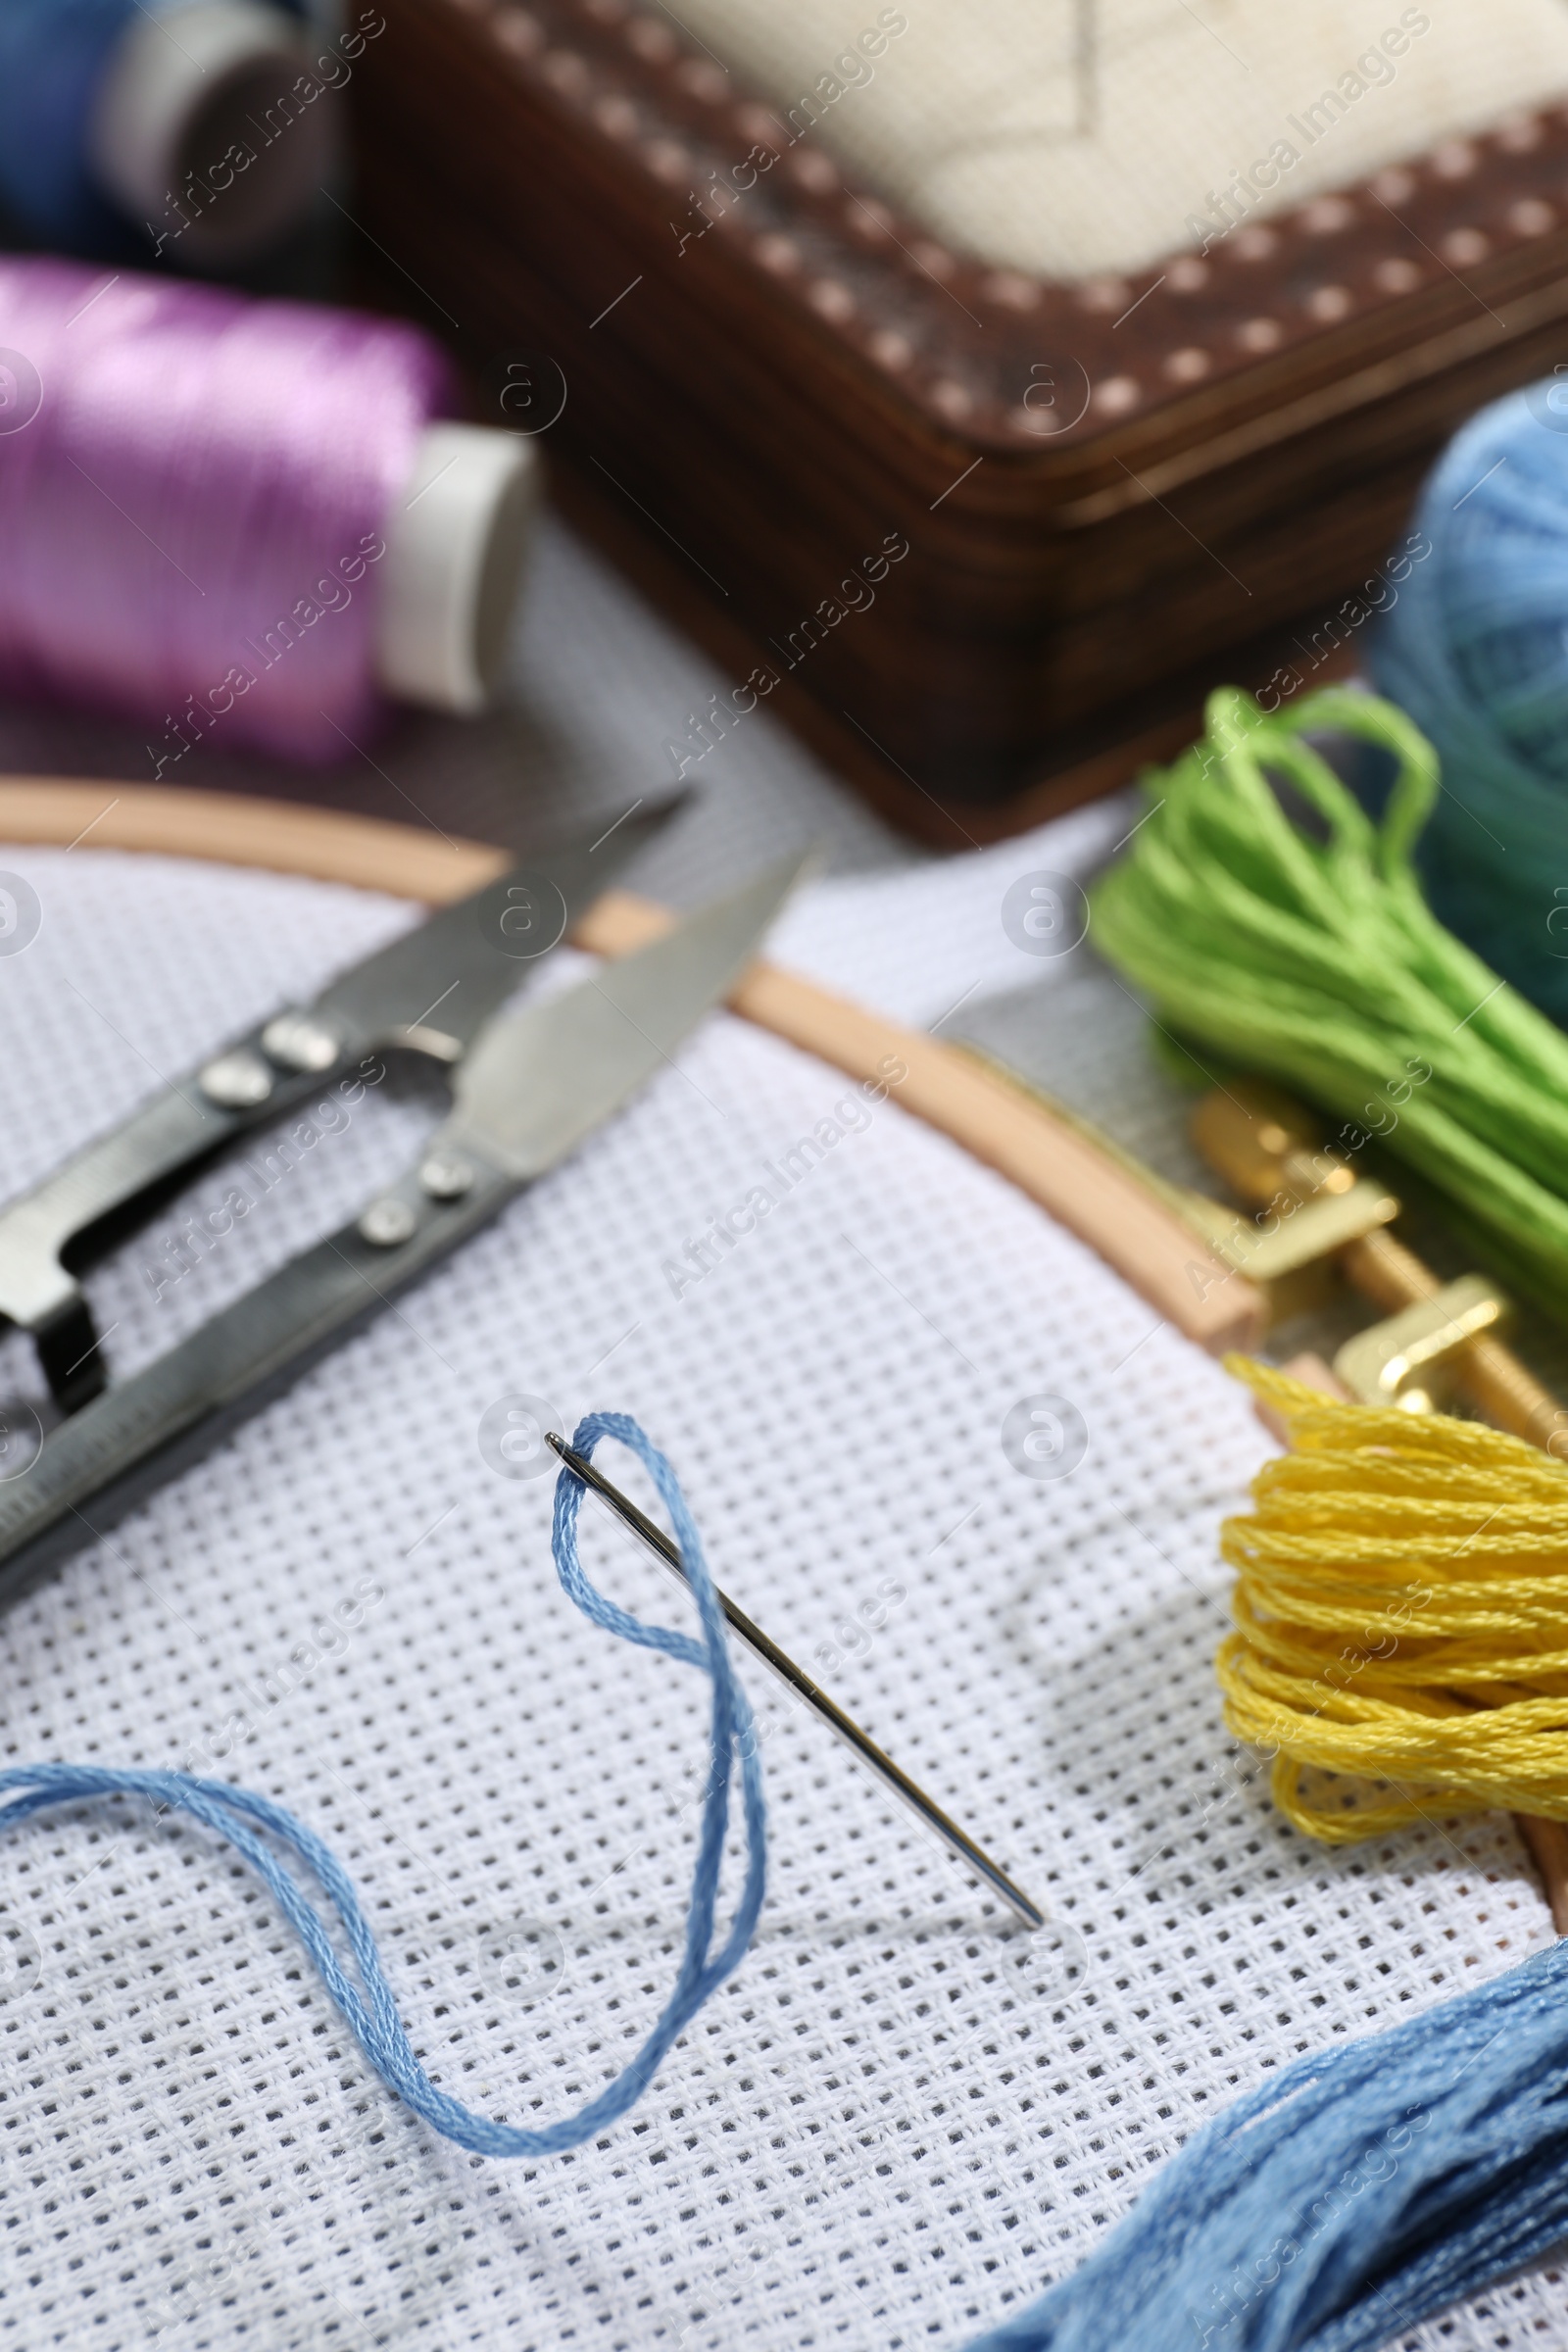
0, 1, 342, 266
1368, 377, 1568, 1027
0, 259, 537, 762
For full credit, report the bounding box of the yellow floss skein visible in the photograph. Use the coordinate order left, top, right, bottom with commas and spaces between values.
1219, 1360, 1568, 1839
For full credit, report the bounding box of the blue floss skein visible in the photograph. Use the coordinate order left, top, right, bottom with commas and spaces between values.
0, 1415, 765, 2159
1368, 377, 1568, 1025
965, 1927, 1568, 2352
0, 0, 313, 256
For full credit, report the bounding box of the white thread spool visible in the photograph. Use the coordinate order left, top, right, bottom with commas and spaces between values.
377, 426, 540, 716
88, 1, 331, 265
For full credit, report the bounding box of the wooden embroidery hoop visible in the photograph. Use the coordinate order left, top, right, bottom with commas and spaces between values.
0, 774, 1260, 1352
6, 774, 1565, 1930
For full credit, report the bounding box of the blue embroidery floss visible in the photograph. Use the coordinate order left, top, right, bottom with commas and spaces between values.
0, 0, 336, 266
1368, 376, 1568, 1028
0, 1415, 766, 2158
965, 1930, 1568, 2351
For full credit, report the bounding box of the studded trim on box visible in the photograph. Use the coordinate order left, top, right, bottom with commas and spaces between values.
353, 0, 1568, 830
442, 0, 1568, 455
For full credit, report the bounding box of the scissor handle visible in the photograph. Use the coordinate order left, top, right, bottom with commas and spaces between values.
0, 803, 685, 1414
0, 1023, 372, 1409
0, 1149, 517, 1596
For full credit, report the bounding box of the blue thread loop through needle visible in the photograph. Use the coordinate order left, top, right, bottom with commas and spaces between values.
0, 1413, 766, 2157
548, 1428, 1044, 1930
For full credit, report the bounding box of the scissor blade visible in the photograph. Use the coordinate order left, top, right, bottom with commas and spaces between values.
312, 794, 681, 1053
441, 853, 808, 1178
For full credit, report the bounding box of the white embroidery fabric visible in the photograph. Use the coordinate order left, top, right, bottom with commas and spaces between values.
0, 837, 1560, 2352
666, 0, 1568, 278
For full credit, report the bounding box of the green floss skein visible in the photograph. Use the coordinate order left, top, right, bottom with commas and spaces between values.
1090, 685, 1568, 1324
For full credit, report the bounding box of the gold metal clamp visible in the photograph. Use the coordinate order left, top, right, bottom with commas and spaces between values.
1187, 1080, 1567, 1452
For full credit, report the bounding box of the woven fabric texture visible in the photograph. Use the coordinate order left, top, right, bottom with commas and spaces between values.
0, 835, 1561, 2352
669, 0, 1568, 277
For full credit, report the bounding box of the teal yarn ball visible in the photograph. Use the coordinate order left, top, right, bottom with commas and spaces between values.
1368, 377, 1568, 1024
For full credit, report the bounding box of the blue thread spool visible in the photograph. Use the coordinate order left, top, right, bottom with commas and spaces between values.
0, 0, 338, 266
1368, 376, 1568, 1026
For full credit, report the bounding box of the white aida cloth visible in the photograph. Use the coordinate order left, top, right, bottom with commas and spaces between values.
669, 0, 1568, 278
765, 790, 1133, 1028
0, 835, 1562, 2352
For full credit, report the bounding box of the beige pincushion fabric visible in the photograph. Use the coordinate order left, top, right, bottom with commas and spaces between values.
669, 0, 1568, 277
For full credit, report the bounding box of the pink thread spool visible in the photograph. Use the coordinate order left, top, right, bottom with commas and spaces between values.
0, 259, 536, 765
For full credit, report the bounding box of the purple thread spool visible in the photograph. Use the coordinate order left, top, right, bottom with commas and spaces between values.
0, 258, 535, 765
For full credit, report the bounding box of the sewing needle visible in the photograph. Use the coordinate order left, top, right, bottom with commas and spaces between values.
546, 1433, 1045, 1931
